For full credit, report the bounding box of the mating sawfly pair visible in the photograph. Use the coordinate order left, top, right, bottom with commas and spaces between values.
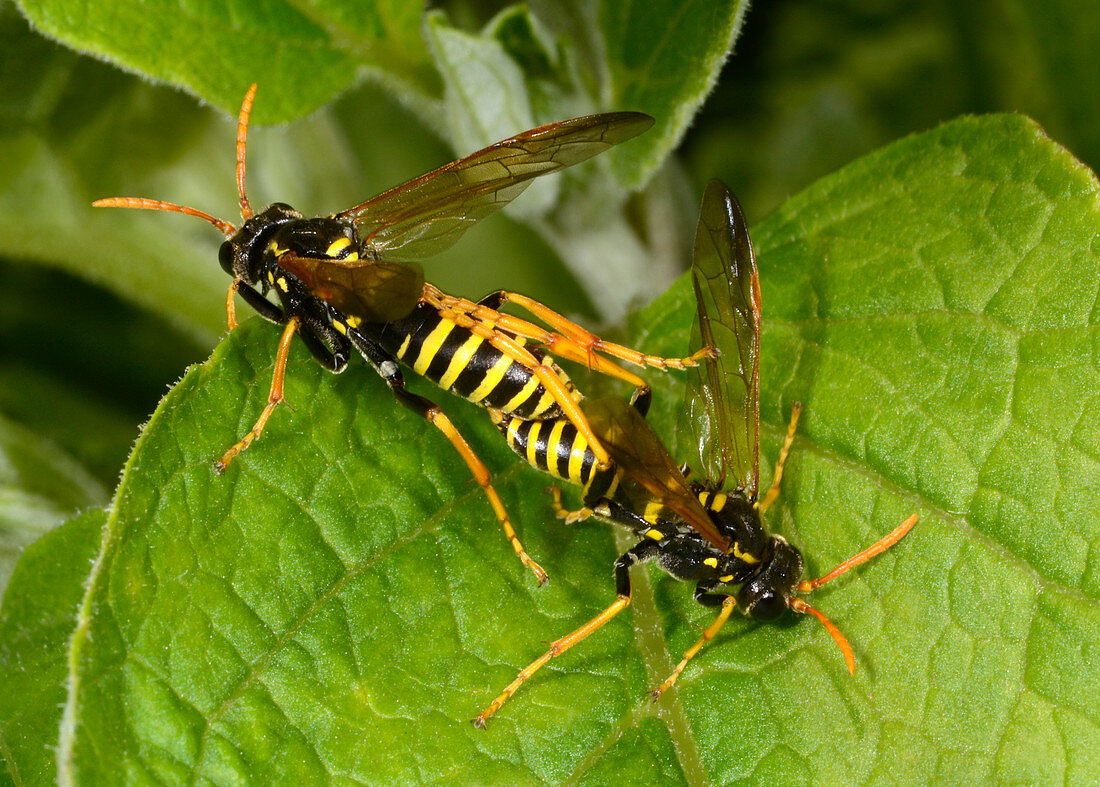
98, 87, 915, 727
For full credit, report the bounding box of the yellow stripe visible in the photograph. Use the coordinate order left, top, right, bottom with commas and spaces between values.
643, 501, 663, 525
528, 389, 558, 419
501, 374, 541, 414
545, 420, 567, 479
567, 431, 589, 484
525, 421, 543, 469
326, 236, 352, 256
412, 319, 453, 376
439, 334, 483, 389
605, 474, 620, 499
467, 353, 512, 404
584, 470, 621, 506
504, 417, 523, 452
395, 333, 412, 360
732, 542, 760, 564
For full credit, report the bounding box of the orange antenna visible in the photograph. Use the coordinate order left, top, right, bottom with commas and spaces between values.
789, 598, 855, 673
793, 512, 919, 673
800, 514, 919, 592
90, 197, 236, 237
236, 83, 258, 220
92, 84, 264, 236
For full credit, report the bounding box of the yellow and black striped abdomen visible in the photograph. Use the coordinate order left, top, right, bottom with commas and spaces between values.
376, 305, 573, 419
495, 414, 618, 500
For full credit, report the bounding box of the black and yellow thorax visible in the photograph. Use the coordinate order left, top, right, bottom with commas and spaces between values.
223, 205, 579, 423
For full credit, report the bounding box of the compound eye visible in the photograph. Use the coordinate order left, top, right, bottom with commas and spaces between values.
218, 241, 236, 274
747, 590, 787, 621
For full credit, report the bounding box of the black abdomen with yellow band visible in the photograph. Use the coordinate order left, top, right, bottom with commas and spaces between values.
378, 303, 575, 421
492, 410, 618, 504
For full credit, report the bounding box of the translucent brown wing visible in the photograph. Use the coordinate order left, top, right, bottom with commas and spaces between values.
587, 398, 730, 552
679, 180, 761, 498
336, 112, 653, 261
277, 254, 425, 323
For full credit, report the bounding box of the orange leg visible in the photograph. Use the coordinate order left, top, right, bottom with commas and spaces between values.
423, 284, 713, 385
473, 594, 632, 727
548, 485, 593, 525
496, 290, 715, 372
473, 540, 658, 727
426, 406, 547, 585
792, 512, 920, 674
215, 317, 300, 472
759, 402, 802, 513
225, 279, 240, 331
800, 513, 920, 593
650, 596, 736, 698
234, 84, 258, 220
447, 295, 647, 388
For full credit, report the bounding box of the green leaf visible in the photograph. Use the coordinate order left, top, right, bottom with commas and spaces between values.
0, 509, 105, 786
14, 0, 436, 123
14, 0, 745, 186
0, 6, 229, 341
0, 6, 558, 340
425, 9, 563, 222
599, 0, 747, 189
12, 0, 742, 192
421, 3, 747, 319
6, 113, 1097, 782
427, 0, 748, 190
49, 318, 587, 784
465, 0, 749, 319
633, 113, 1100, 781
425, 10, 536, 150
